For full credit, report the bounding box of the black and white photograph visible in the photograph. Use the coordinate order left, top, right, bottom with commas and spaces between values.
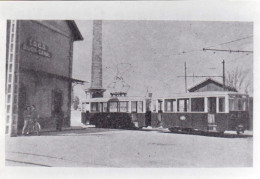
0, 1, 259, 179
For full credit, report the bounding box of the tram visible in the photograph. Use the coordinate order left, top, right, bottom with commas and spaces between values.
81, 91, 250, 134
81, 96, 151, 129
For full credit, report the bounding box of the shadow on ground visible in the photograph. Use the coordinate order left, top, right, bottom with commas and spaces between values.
18, 127, 253, 138
161, 130, 253, 138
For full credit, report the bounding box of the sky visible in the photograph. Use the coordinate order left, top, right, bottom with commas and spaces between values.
72, 20, 253, 100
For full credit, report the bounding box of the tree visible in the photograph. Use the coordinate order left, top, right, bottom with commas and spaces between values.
226, 67, 252, 94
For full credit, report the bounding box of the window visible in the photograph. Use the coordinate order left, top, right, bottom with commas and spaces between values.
138, 101, 143, 113
177, 99, 189, 112
165, 99, 176, 112
219, 97, 225, 112
109, 101, 118, 112
238, 99, 243, 111
102, 102, 108, 112
131, 101, 137, 112
191, 98, 204, 112
243, 99, 248, 111
229, 97, 247, 111
166, 100, 172, 112
173, 100, 177, 112
119, 101, 128, 112
91, 102, 99, 112
152, 100, 157, 112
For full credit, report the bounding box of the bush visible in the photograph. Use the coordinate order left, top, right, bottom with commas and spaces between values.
90, 112, 135, 129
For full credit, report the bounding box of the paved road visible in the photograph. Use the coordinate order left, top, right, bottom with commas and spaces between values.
5, 128, 253, 167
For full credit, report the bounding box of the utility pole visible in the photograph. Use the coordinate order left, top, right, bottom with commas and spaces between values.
177, 62, 223, 92
184, 62, 187, 93
222, 60, 225, 91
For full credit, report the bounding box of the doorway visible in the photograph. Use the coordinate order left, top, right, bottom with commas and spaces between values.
52, 89, 63, 114
207, 97, 217, 130
208, 97, 216, 113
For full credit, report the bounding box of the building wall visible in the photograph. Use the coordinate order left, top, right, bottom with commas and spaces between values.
19, 21, 72, 77
18, 72, 70, 131
16, 20, 75, 132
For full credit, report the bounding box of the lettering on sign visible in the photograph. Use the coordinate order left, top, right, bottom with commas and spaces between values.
22, 38, 51, 58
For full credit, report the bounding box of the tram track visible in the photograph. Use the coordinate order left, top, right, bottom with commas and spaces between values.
6, 151, 118, 167
6, 159, 52, 167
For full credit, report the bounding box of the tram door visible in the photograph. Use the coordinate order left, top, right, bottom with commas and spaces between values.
145, 111, 151, 127
208, 97, 216, 130
131, 112, 138, 127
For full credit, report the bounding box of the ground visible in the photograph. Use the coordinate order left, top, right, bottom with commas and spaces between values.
5, 110, 253, 167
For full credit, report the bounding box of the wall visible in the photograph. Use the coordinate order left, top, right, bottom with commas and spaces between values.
16, 20, 74, 132
19, 21, 72, 77
18, 71, 70, 131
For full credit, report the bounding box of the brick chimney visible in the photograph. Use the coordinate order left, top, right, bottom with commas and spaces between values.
87, 20, 105, 98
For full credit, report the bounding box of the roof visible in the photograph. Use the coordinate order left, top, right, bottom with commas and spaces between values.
157, 91, 247, 99
188, 78, 237, 92
66, 21, 84, 41
21, 68, 85, 83
83, 96, 148, 103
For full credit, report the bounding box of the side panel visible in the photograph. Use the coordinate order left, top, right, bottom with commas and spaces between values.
225, 111, 249, 131
136, 113, 145, 127
151, 113, 159, 127
161, 113, 208, 130
214, 113, 228, 132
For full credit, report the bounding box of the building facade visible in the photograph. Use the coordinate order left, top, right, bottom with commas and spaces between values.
6, 20, 83, 136
188, 78, 237, 92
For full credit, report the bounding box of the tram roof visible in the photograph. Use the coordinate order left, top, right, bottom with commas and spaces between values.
157, 91, 248, 99
82, 91, 248, 103
82, 96, 150, 103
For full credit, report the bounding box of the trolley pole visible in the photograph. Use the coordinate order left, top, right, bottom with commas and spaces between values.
185, 62, 187, 93
222, 60, 225, 91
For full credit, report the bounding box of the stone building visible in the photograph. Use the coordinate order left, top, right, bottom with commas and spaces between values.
5, 20, 84, 136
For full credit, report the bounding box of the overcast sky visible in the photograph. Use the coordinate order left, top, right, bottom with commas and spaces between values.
72, 20, 253, 99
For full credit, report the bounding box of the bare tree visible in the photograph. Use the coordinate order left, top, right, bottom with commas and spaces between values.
226, 67, 252, 94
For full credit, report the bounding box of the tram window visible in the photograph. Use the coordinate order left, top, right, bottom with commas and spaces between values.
238, 99, 245, 111
102, 102, 108, 112
177, 99, 189, 112
243, 99, 247, 111
191, 98, 204, 112
138, 101, 143, 113
165, 99, 176, 112
173, 100, 177, 112
119, 101, 128, 112
166, 100, 172, 112
91, 102, 99, 112
109, 102, 118, 112
152, 100, 157, 112
229, 98, 247, 111
131, 101, 137, 112
219, 97, 225, 112
229, 98, 234, 111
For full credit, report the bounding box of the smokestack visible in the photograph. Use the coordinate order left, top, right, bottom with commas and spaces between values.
88, 20, 105, 98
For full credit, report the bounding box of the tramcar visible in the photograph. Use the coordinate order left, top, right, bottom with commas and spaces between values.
81, 91, 250, 134
81, 96, 151, 128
